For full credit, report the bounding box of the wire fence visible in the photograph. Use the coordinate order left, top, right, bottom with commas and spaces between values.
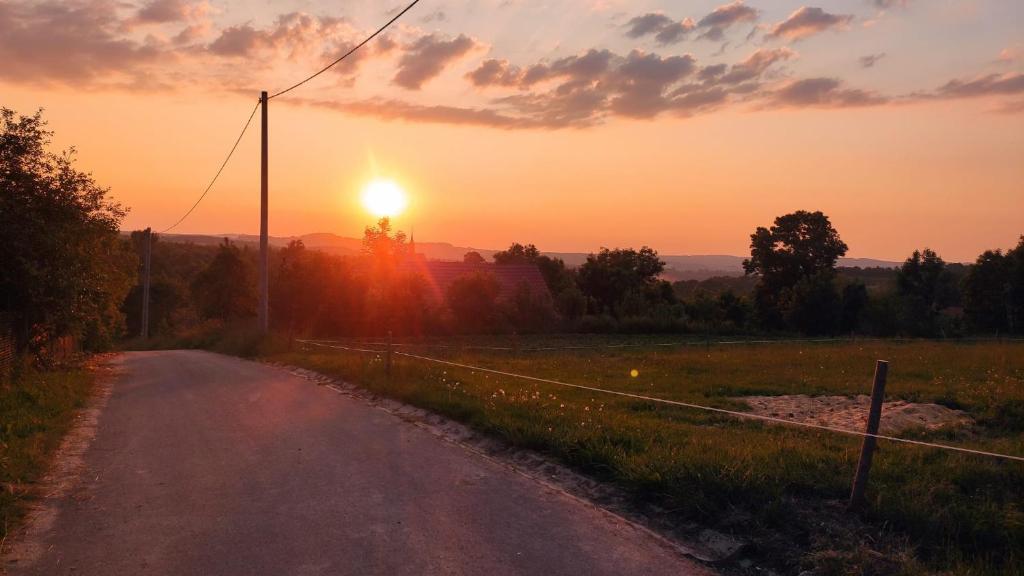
299, 335, 1024, 354
296, 338, 1024, 463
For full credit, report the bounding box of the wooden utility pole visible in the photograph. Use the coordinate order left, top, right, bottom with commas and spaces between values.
141, 227, 152, 339
258, 91, 269, 333
849, 359, 888, 510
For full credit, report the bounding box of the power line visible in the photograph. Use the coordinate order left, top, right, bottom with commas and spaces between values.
268, 0, 423, 100
297, 339, 1024, 463
161, 100, 261, 234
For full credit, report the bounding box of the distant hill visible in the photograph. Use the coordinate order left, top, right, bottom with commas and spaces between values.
146, 231, 901, 281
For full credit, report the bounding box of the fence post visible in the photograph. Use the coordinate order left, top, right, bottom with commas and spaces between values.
386, 330, 393, 379
849, 359, 889, 510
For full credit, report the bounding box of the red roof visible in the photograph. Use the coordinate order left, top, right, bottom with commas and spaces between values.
398, 261, 551, 303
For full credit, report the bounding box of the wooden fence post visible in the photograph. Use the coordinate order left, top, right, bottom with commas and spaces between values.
849, 359, 889, 510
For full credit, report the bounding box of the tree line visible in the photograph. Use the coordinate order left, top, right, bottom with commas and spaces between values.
4, 107, 1023, 364
121, 212, 1024, 340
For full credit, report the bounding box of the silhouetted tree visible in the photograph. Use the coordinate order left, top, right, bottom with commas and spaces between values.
839, 281, 869, 334
896, 248, 958, 336
577, 247, 669, 316
446, 272, 502, 333
743, 211, 848, 331
963, 249, 1011, 333
191, 240, 257, 321
1009, 237, 1024, 333
0, 107, 135, 358
786, 271, 842, 335
463, 251, 485, 264
493, 243, 541, 264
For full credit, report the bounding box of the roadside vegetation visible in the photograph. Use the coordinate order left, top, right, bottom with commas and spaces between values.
0, 365, 96, 545
252, 337, 1022, 575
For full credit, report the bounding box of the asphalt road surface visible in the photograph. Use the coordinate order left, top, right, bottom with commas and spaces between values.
6, 350, 709, 576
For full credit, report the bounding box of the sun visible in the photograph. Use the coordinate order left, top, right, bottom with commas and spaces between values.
361, 178, 408, 218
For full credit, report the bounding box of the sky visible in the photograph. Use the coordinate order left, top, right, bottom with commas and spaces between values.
1, 0, 1022, 261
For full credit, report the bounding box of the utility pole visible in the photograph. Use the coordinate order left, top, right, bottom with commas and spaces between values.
140, 227, 152, 339
258, 91, 269, 333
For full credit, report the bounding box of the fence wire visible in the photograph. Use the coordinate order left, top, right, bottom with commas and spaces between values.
297, 338, 1024, 463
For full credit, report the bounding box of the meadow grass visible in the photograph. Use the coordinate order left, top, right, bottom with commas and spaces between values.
269, 338, 1024, 575
0, 366, 95, 545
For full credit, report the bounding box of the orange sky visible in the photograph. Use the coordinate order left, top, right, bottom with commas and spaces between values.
2, 1, 1022, 262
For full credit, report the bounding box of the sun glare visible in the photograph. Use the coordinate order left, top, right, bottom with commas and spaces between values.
361, 179, 408, 218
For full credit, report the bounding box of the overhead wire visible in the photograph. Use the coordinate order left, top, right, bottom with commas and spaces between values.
268, 0, 423, 100
159, 0, 421, 232
160, 100, 260, 234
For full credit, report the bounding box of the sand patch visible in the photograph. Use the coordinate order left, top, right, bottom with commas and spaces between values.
742, 394, 973, 435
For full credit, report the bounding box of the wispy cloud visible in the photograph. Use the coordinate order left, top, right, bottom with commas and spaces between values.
859, 53, 886, 68
696, 1, 759, 41
767, 7, 854, 42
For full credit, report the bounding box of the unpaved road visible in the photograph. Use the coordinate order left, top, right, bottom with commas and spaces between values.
4, 350, 709, 576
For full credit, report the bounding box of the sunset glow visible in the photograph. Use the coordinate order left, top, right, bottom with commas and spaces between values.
361, 179, 408, 218
0, 0, 1021, 260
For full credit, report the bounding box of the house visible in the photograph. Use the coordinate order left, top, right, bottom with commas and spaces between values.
398, 259, 551, 304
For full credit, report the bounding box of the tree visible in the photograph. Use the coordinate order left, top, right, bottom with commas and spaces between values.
743, 211, 848, 331
463, 251, 485, 264
493, 242, 573, 295
963, 249, 1011, 333
493, 243, 541, 264
191, 240, 257, 321
1009, 237, 1024, 333
839, 281, 869, 334
577, 247, 668, 316
896, 248, 958, 336
362, 217, 407, 267
785, 271, 842, 335
445, 272, 502, 333
0, 107, 135, 357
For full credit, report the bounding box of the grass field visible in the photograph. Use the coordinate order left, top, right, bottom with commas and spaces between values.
266, 337, 1024, 575
0, 365, 96, 547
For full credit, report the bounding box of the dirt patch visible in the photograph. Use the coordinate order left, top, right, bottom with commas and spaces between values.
742, 394, 973, 435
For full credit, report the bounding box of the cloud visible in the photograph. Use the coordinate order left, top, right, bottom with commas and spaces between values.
719, 47, 796, 84
455, 46, 795, 126
466, 58, 523, 87
313, 98, 538, 129
933, 73, 1024, 99
696, 1, 759, 41
420, 9, 447, 24
607, 51, 698, 117
0, 0, 160, 87
769, 77, 888, 108
871, 0, 910, 8
767, 7, 854, 41
625, 13, 672, 38
207, 12, 347, 58
624, 13, 695, 44
859, 53, 886, 68
135, 0, 196, 24
393, 33, 477, 89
